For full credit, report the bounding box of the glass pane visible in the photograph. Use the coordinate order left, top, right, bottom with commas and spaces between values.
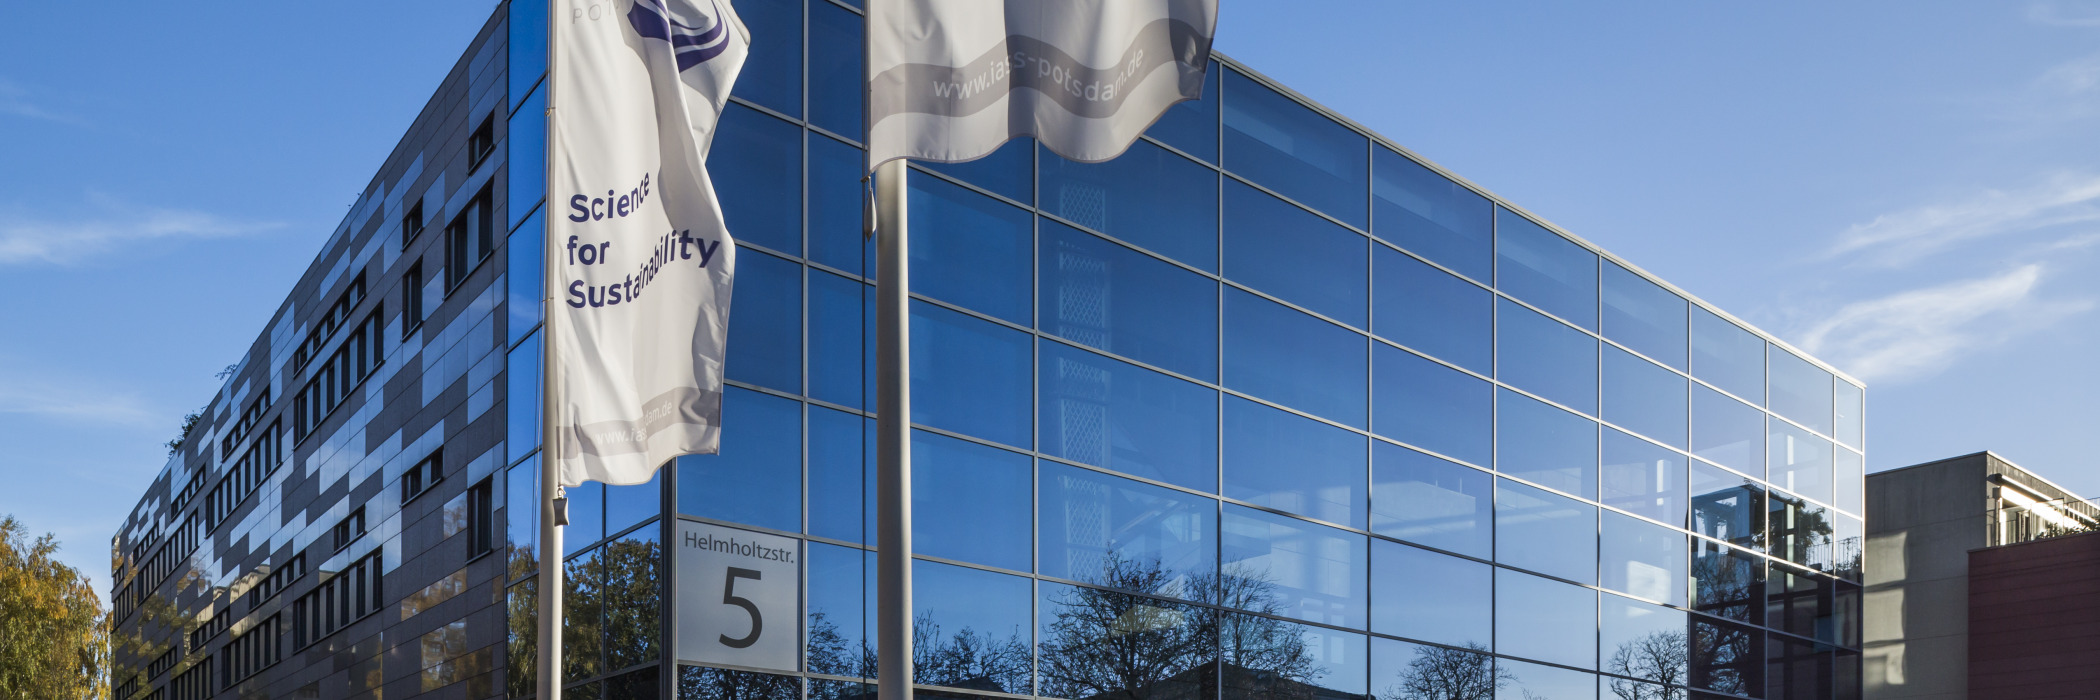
1768, 491, 1831, 570
1040, 221, 1219, 381
1224, 288, 1367, 428
1834, 446, 1863, 516
1372, 637, 1497, 700
606, 667, 661, 700
1603, 345, 1688, 449
714, 104, 803, 255
676, 387, 800, 533
1371, 539, 1491, 648
507, 581, 537, 698
912, 300, 1032, 448
1688, 619, 1761, 697
1834, 380, 1864, 450
678, 665, 799, 700
1766, 564, 1834, 642
1495, 479, 1597, 584
1222, 70, 1368, 228
1496, 207, 1597, 331
910, 174, 1032, 324
725, 249, 802, 393
1768, 346, 1834, 436
807, 542, 868, 676
508, 0, 547, 111
1372, 147, 1492, 283
1495, 569, 1597, 670
1690, 308, 1763, 405
1832, 512, 1863, 581
1224, 396, 1366, 528
1224, 180, 1368, 327
1498, 299, 1598, 415
1769, 419, 1833, 507
1038, 582, 1215, 699
1690, 462, 1766, 552
808, 407, 871, 545
808, 1, 863, 140
508, 85, 547, 230
562, 548, 602, 680
808, 135, 869, 277
1220, 614, 1368, 700
1040, 140, 1219, 273
507, 331, 542, 463
1374, 344, 1491, 467
1374, 245, 1492, 374
1496, 389, 1598, 500
913, 430, 1031, 572
1372, 442, 1493, 559
912, 560, 1033, 693
1146, 63, 1218, 163
1499, 658, 1597, 700
1767, 635, 1830, 700
604, 469, 658, 536
1219, 504, 1368, 629
1041, 340, 1218, 493
1691, 385, 1764, 476
507, 209, 545, 347
1601, 511, 1687, 606
1691, 537, 1765, 625
1040, 463, 1217, 597
507, 456, 539, 581
924, 137, 1035, 205
602, 529, 660, 669
1602, 261, 1688, 371
809, 270, 871, 411
728, 0, 800, 117
1601, 428, 1688, 528
1600, 594, 1688, 689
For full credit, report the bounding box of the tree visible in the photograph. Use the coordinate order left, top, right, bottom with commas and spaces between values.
1604, 631, 1687, 699
1380, 643, 1506, 700
164, 410, 204, 456
0, 516, 108, 699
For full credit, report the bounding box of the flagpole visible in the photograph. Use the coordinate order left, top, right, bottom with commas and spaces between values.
874, 157, 914, 700
537, 1, 564, 699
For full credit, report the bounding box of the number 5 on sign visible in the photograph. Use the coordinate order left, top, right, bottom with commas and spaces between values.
675, 520, 800, 671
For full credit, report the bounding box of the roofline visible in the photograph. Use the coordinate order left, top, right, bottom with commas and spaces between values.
1868, 450, 2085, 502
1208, 51, 1864, 389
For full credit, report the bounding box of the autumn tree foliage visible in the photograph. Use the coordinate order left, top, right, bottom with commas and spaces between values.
0, 516, 108, 699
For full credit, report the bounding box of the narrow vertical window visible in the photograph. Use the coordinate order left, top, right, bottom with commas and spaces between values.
468, 477, 495, 557
469, 114, 496, 169
402, 201, 425, 248
403, 262, 424, 336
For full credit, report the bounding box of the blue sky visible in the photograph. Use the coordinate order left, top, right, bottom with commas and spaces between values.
3, 1, 2097, 589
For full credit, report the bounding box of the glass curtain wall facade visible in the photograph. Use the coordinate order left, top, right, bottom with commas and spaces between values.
508, 2, 1868, 700
111, 2, 1865, 700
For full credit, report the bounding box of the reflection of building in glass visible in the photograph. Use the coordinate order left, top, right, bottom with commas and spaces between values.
107, 2, 1867, 699
1864, 452, 2098, 700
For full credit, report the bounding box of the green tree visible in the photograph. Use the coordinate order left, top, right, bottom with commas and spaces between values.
0, 516, 108, 699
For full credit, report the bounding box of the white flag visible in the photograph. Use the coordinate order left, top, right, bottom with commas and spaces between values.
549, 0, 748, 487
867, 0, 1219, 167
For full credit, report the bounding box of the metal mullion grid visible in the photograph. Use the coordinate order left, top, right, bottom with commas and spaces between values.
1027, 136, 1044, 698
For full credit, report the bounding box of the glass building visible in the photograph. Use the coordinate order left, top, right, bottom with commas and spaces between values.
108, 3, 1867, 700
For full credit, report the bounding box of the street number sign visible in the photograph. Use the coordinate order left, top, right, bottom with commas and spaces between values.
674, 520, 800, 671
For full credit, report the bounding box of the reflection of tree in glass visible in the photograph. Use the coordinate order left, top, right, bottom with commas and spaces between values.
1214, 563, 1335, 700
1689, 550, 1755, 622
1377, 642, 1505, 700
802, 611, 1031, 693
1038, 556, 1214, 700
1604, 631, 1686, 699
505, 579, 537, 700
1688, 622, 1755, 697
680, 664, 801, 700
600, 538, 662, 670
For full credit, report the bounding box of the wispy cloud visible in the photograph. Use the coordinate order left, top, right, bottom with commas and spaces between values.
0, 363, 159, 429
1825, 172, 2100, 267
0, 196, 278, 265
1795, 265, 2091, 384
2027, 1, 2100, 26
0, 78, 75, 124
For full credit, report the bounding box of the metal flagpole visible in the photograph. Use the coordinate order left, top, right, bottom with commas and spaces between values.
538, 1, 564, 699
874, 157, 913, 700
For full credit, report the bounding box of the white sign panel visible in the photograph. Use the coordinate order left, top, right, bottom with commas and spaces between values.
675, 520, 800, 671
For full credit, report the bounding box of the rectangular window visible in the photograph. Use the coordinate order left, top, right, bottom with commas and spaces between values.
1039, 220, 1220, 381
1039, 140, 1219, 272
1374, 343, 1492, 467
1038, 340, 1218, 492
402, 262, 423, 337
221, 614, 281, 688
333, 506, 367, 551
1373, 245, 1491, 374
1496, 478, 1598, 584
1603, 261, 1689, 371
291, 551, 382, 649
1222, 69, 1368, 228
1223, 396, 1366, 529
293, 273, 367, 371
1223, 180, 1369, 326
468, 478, 495, 557
1371, 442, 1493, 559
402, 200, 425, 248
1497, 207, 1599, 331
403, 449, 442, 503
1495, 568, 1597, 669
1220, 504, 1367, 629
169, 658, 211, 700
1038, 462, 1216, 599
468, 114, 495, 169
1223, 288, 1367, 428
1496, 388, 1599, 500
292, 310, 384, 442
445, 186, 494, 290
1498, 297, 1599, 415
1372, 146, 1492, 282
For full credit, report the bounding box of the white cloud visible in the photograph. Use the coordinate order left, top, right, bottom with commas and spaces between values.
1794, 265, 2091, 384
0, 197, 277, 265
1825, 172, 2100, 266
0, 364, 159, 429
0, 78, 74, 124
2027, 1, 2100, 27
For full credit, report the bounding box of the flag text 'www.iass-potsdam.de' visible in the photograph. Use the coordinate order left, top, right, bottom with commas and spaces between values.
549, 0, 748, 487
867, 0, 1219, 167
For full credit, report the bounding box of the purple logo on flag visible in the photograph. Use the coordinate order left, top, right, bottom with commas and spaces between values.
628, 0, 734, 72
